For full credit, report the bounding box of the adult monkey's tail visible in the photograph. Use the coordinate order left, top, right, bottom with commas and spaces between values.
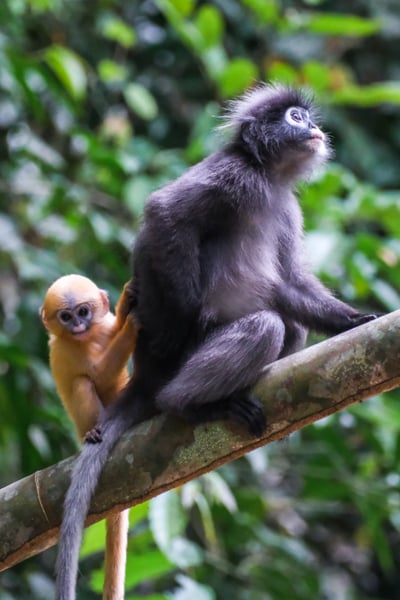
55, 414, 130, 600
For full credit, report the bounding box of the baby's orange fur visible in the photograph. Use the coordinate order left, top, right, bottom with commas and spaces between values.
42, 274, 136, 599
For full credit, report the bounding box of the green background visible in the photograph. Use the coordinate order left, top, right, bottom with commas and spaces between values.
1, 0, 400, 598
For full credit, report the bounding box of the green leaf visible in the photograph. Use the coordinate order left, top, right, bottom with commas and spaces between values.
129, 501, 150, 528
370, 279, 400, 311
266, 61, 298, 86
156, 0, 204, 51
332, 82, 400, 106
301, 60, 330, 91
186, 101, 221, 161
371, 527, 394, 572
149, 491, 187, 550
123, 175, 156, 218
167, 536, 203, 567
80, 520, 106, 558
241, 0, 279, 24
125, 549, 173, 588
98, 59, 128, 83
89, 211, 115, 243
124, 83, 158, 120
127, 595, 167, 600
44, 45, 87, 100
202, 472, 237, 512
168, 0, 195, 17
149, 492, 203, 567
307, 13, 381, 36
201, 46, 228, 80
81, 504, 149, 558
217, 58, 258, 98
173, 575, 216, 600
26, 0, 58, 12
91, 549, 173, 592
195, 5, 224, 49
350, 397, 400, 432
0, 215, 23, 253
100, 15, 137, 49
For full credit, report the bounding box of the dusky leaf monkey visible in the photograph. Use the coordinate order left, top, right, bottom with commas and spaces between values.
55, 84, 377, 599
42, 274, 137, 600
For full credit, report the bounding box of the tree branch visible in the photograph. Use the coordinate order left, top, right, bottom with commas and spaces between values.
1, 311, 400, 571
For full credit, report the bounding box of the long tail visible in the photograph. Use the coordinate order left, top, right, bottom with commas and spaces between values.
55, 413, 130, 600
103, 510, 130, 600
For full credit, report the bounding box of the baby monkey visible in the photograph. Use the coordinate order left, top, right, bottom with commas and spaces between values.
41, 274, 137, 600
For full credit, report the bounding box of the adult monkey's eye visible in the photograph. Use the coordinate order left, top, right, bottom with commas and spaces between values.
285, 107, 307, 128
289, 108, 302, 123
59, 311, 72, 323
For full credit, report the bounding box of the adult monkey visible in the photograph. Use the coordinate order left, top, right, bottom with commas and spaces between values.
56, 84, 377, 599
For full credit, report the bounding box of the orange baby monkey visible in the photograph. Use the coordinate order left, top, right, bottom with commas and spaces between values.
41, 274, 137, 600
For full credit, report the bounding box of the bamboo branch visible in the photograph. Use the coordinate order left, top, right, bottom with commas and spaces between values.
1, 311, 400, 571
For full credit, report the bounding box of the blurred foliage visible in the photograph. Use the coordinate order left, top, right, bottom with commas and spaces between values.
1, 0, 400, 598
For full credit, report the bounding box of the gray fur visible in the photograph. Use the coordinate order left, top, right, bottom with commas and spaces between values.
55, 84, 376, 599
55, 415, 131, 600
157, 311, 285, 410
201, 194, 302, 323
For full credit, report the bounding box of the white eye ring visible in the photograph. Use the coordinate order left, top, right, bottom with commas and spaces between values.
285, 107, 307, 128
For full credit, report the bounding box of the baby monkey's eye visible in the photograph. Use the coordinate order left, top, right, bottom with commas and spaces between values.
77, 305, 90, 318
59, 311, 72, 323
